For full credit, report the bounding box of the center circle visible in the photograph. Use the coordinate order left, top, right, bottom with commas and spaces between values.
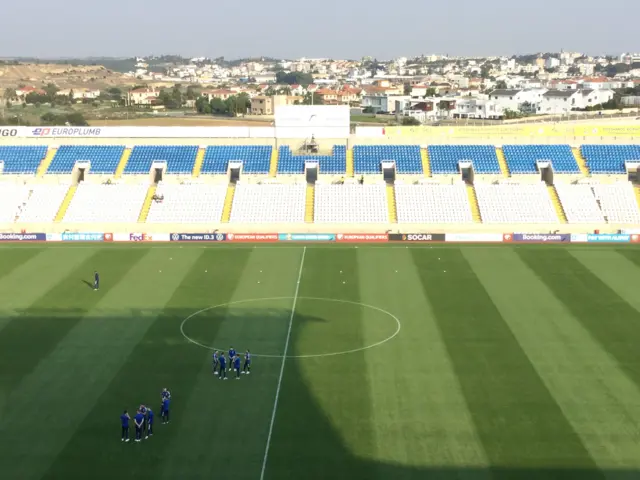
180, 296, 401, 358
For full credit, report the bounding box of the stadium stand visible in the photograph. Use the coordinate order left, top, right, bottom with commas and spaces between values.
146, 183, 228, 223
0, 146, 47, 174
314, 184, 388, 223
428, 145, 501, 174
124, 146, 198, 174
277, 146, 346, 174
592, 183, 640, 224
554, 184, 605, 223
0, 184, 30, 222
580, 145, 640, 174
200, 146, 272, 174
352, 145, 423, 174
62, 184, 148, 223
48, 146, 125, 174
395, 183, 472, 223
229, 183, 306, 223
17, 185, 71, 223
502, 145, 580, 174
475, 183, 559, 223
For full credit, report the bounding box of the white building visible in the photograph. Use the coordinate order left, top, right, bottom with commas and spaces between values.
362, 94, 411, 113
538, 89, 614, 114
545, 57, 560, 69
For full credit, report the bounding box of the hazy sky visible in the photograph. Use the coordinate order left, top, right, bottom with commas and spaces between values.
2, 0, 638, 60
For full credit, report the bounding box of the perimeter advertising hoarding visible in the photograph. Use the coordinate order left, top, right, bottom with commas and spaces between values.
60, 233, 104, 242
510, 233, 571, 243
278, 234, 336, 242
0, 233, 46, 242
388, 233, 446, 242
445, 233, 503, 242
587, 234, 631, 243
226, 233, 278, 242
170, 233, 226, 242
335, 233, 388, 242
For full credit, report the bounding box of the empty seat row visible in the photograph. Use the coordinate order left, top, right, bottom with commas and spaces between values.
63, 184, 148, 223
502, 145, 580, 174
147, 183, 227, 223
125, 146, 198, 174
395, 183, 472, 223
278, 146, 346, 174
429, 145, 501, 174
592, 182, 640, 224
353, 145, 422, 174
581, 145, 640, 174
48, 146, 125, 174
475, 183, 558, 224
0, 146, 47, 174
201, 146, 272, 174
230, 183, 306, 223
554, 184, 604, 223
314, 184, 389, 223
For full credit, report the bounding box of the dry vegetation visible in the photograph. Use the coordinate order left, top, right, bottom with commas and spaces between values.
0, 63, 135, 90
89, 117, 273, 127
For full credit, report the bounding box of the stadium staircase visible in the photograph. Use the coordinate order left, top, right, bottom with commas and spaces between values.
496, 148, 510, 177
137, 186, 156, 223
54, 186, 77, 222
221, 184, 236, 223
346, 149, 354, 177
36, 147, 58, 176
420, 148, 431, 176
192, 147, 206, 177
305, 184, 315, 223
114, 148, 132, 178
547, 185, 568, 223
386, 184, 397, 223
269, 148, 279, 177
466, 185, 482, 223
572, 148, 589, 176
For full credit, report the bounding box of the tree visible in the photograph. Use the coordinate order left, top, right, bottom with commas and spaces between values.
567, 66, 580, 75
210, 98, 227, 114
495, 80, 508, 90
195, 96, 212, 114
302, 92, 323, 105
425, 88, 437, 97
186, 85, 200, 100
43, 83, 59, 99
401, 116, 421, 126
275, 71, 314, 86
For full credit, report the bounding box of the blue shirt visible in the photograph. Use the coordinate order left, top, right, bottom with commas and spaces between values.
121, 414, 129, 427
234, 356, 241, 369
94, 272, 99, 282
134, 413, 144, 427
245, 352, 251, 363
139, 405, 147, 414
147, 409, 154, 424
161, 390, 171, 400
213, 352, 218, 362
219, 356, 226, 368
229, 349, 236, 358
162, 398, 170, 411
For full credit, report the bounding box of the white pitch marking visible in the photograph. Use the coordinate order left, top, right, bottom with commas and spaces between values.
260, 246, 306, 480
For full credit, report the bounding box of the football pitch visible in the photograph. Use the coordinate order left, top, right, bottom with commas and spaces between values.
2, 243, 640, 479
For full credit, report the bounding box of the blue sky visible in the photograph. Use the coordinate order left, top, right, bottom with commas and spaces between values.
2, 0, 638, 59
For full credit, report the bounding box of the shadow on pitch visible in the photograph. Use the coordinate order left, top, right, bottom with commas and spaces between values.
81, 280, 94, 289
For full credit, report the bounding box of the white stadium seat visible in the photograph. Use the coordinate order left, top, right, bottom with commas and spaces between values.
475, 183, 558, 224
554, 184, 605, 224
0, 184, 30, 223
592, 182, 640, 224
18, 185, 71, 223
230, 183, 306, 223
147, 183, 227, 223
395, 183, 472, 223
314, 184, 388, 223
63, 184, 148, 223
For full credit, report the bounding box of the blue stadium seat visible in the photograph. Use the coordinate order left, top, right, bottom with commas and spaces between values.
124, 145, 198, 174
48, 145, 125, 174
0, 146, 47, 174
581, 145, 640, 174
428, 145, 500, 174
200, 146, 272, 174
277, 145, 346, 174
353, 145, 422, 174
502, 145, 580, 174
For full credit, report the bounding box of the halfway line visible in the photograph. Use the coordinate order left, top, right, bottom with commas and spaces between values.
259, 245, 306, 480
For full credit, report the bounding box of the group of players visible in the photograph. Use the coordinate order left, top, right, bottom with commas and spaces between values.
120, 388, 171, 443
213, 347, 251, 379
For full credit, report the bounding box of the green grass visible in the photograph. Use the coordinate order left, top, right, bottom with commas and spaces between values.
2, 244, 640, 479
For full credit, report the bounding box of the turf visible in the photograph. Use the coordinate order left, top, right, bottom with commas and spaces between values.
1, 244, 640, 479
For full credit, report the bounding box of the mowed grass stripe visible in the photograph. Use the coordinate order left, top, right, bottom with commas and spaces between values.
0, 247, 143, 424
356, 247, 490, 474
0, 247, 44, 281
265, 248, 377, 480
43, 248, 253, 480
161, 248, 305, 480
519, 249, 640, 394
0, 247, 196, 480
411, 248, 600, 478
466, 248, 640, 472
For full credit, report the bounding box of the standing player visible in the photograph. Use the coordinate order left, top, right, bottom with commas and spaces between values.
146, 407, 154, 437
161, 396, 170, 424
218, 353, 227, 380
94, 271, 100, 291
234, 355, 241, 379
139, 404, 148, 439
228, 346, 237, 373
120, 410, 130, 442
212, 350, 219, 375
161, 388, 171, 402
134, 410, 145, 442
242, 350, 251, 375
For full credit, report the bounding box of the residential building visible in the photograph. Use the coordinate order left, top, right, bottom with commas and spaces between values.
545, 57, 560, 69
538, 89, 614, 114
128, 87, 160, 106
201, 89, 236, 101
362, 94, 411, 113
250, 95, 302, 115
15, 86, 46, 97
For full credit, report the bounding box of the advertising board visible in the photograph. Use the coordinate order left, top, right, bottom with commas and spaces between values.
278, 233, 336, 242
445, 233, 503, 242
587, 234, 630, 243
61, 233, 104, 242
511, 233, 571, 243
274, 105, 350, 139
0, 233, 46, 242
226, 233, 278, 242
335, 233, 387, 242
170, 233, 226, 242
388, 233, 445, 242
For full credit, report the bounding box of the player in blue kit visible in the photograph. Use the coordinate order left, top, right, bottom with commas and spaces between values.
218, 354, 227, 380
212, 350, 219, 374
120, 410, 130, 442
139, 405, 148, 438
234, 355, 241, 379
146, 407, 154, 437
161, 397, 170, 424
134, 410, 145, 442
242, 350, 251, 375
93, 271, 100, 291
161, 388, 171, 401
228, 347, 237, 373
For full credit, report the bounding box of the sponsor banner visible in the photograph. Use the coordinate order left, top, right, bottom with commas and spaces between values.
388, 233, 446, 242
61, 232, 104, 242
46, 233, 62, 242
278, 233, 336, 242
570, 234, 588, 243
445, 233, 504, 243
111, 233, 154, 242
151, 233, 171, 242
513, 233, 571, 243
336, 233, 388, 243
227, 233, 278, 242
170, 233, 226, 242
587, 234, 631, 243
3, 126, 268, 139
275, 105, 350, 139
0, 233, 46, 242
621, 229, 640, 234
354, 126, 385, 138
